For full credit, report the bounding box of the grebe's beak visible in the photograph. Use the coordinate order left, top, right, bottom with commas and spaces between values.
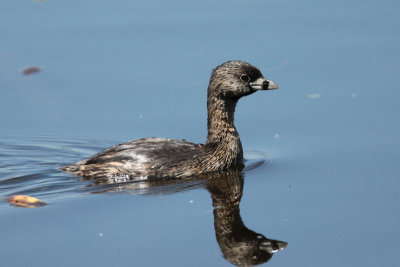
250, 78, 279, 90
259, 239, 288, 253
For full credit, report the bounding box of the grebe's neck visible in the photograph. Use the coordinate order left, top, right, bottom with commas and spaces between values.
206, 95, 243, 165
207, 96, 237, 142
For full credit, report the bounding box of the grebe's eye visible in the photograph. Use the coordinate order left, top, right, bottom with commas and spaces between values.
240, 74, 250, 82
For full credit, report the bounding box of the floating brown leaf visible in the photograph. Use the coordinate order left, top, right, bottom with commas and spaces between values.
6, 195, 47, 208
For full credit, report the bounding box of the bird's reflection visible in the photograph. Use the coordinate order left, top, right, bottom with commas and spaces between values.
207, 172, 287, 266
87, 169, 287, 266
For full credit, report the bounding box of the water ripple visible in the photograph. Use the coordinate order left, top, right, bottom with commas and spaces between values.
244, 148, 284, 174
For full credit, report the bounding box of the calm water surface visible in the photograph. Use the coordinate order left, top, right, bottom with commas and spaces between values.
1, 0, 400, 266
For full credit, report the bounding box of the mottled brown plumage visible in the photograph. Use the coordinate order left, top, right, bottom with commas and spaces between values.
61, 60, 278, 179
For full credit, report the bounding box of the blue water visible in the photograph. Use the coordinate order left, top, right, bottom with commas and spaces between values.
1, 0, 400, 266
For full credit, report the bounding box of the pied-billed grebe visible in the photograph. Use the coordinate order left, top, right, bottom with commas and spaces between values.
61, 60, 278, 179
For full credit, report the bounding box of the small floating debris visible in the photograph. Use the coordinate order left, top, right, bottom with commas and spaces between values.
307, 93, 320, 99
6, 195, 47, 208
21, 66, 40, 75
352, 93, 357, 98
274, 134, 280, 139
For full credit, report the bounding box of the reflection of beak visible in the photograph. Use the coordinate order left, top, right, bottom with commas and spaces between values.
250, 78, 279, 90
259, 239, 288, 253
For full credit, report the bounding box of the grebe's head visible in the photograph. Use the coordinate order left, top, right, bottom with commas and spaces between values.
208, 60, 278, 100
